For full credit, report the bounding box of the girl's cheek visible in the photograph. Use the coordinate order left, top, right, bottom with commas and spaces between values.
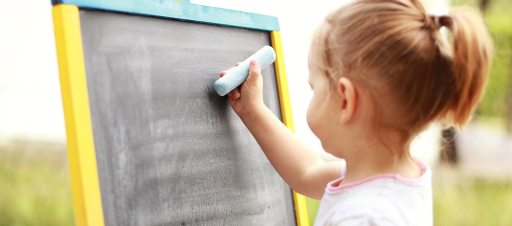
306, 108, 313, 129
306, 105, 314, 129
306, 105, 319, 137
307, 119, 319, 138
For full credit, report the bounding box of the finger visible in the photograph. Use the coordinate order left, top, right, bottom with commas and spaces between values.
250, 60, 261, 73
247, 60, 262, 85
228, 88, 241, 100
232, 89, 241, 99
219, 70, 228, 77
227, 87, 238, 97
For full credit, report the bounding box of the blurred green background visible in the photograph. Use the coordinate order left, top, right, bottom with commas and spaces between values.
1, 0, 511, 225
0, 141, 73, 226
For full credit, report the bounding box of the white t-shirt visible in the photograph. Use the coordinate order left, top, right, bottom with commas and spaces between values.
314, 160, 432, 226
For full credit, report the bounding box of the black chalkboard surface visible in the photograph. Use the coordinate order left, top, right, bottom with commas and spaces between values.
79, 9, 296, 226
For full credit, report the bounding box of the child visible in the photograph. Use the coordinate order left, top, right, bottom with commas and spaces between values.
219, 0, 492, 225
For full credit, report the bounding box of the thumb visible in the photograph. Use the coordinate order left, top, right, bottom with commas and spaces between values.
246, 60, 262, 87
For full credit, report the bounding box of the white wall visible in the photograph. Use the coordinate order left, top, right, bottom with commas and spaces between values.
0, 0, 63, 142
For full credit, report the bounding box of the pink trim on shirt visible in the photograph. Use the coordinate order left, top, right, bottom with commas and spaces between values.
327, 159, 428, 192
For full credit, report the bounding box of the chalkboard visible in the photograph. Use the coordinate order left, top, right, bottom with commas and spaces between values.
79, 9, 296, 226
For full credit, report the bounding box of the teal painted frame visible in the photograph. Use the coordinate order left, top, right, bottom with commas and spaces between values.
52, 0, 279, 31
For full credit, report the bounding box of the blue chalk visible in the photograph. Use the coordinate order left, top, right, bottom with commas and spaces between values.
214, 46, 276, 96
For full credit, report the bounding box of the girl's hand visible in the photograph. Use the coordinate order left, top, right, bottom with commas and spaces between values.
219, 60, 265, 118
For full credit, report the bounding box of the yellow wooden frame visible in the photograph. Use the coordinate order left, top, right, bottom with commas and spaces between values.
271, 31, 310, 226
52, 5, 105, 226
53, 4, 309, 226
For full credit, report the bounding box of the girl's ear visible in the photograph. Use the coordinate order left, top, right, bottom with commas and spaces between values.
337, 77, 356, 123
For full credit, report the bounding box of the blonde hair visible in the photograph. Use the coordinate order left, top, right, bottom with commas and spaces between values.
312, 0, 493, 138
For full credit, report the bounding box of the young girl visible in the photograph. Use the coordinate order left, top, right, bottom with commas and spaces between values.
220, 0, 492, 225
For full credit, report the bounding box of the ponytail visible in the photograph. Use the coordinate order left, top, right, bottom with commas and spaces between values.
443, 8, 493, 126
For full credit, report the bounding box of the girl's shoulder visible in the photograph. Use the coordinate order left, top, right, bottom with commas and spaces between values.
314, 160, 433, 226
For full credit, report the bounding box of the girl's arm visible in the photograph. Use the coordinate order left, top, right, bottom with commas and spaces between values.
220, 61, 343, 199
